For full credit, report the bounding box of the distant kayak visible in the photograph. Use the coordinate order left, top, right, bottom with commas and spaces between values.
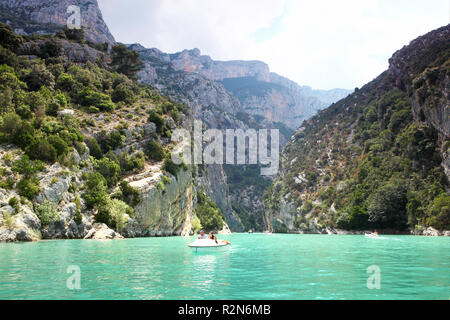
188, 239, 231, 252
365, 233, 379, 238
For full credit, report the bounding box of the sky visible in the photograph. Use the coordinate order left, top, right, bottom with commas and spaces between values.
97, 0, 449, 90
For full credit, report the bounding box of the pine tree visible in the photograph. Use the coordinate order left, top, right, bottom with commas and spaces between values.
109, 44, 143, 80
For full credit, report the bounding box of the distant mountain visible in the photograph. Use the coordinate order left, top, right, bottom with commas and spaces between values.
0, 0, 115, 44
132, 47, 352, 129
264, 24, 450, 235
299, 86, 355, 107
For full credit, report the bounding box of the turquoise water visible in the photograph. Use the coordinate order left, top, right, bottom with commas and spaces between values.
0, 234, 449, 300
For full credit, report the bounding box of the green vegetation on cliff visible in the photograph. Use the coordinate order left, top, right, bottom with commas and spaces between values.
195, 188, 225, 231
265, 26, 450, 232
0, 24, 192, 233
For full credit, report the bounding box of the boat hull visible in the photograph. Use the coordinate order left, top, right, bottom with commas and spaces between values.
188, 239, 231, 253
189, 244, 230, 253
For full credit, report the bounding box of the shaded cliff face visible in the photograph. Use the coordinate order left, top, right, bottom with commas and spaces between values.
220, 76, 322, 129
0, 0, 115, 44
264, 25, 450, 234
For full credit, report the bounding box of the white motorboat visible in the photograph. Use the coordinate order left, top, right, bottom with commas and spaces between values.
188, 239, 231, 252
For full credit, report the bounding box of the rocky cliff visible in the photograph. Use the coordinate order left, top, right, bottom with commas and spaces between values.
123, 152, 194, 237
0, 109, 195, 241
171, 48, 271, 81
0, 27, 208, 242
389, 25, 450, 178
220, 76, 322, 129
129, 44, 250, 232
0, 0, 115, 44
264, 24, 450, 235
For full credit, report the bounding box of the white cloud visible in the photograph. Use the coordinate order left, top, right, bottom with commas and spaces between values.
98, 0, 449, 89
98, 0, 284, 58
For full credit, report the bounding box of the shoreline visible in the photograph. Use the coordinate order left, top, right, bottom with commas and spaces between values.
271, 226, 450, 237
1, 230, 449, 244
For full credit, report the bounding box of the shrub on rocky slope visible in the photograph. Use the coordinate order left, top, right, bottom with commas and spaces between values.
0, 24, 194, 241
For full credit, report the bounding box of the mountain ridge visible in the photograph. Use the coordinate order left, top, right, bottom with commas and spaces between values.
132, 46, 352, 128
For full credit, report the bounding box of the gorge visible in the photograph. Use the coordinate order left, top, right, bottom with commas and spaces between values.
0, 0, 448, 243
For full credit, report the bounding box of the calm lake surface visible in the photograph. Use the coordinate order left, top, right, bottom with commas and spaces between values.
0, 234, 449, 300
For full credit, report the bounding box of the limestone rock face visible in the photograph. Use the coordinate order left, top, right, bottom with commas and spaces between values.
0, 145, 98, 242
216, 222, 232, 235
37, 174, 71, 205
170, 48, 271, 82
423, 227, 441, 237
198, 164, 244, 232
131, 43, 306, 232
0, 206, 41, 242
0, 0, 115, 44
0, 229, 16, 242
143, 123, 156, 136
84, 223, 124, 240
41, 203, 92, 240
123, 166, 195, 237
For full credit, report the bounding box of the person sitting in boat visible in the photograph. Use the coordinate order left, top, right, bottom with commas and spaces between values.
373, 230, 379, 236
209, 232, 218, 244
197, 230, 208, 239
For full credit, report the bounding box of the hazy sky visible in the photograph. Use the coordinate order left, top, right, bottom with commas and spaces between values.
97, 0, 449, 90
